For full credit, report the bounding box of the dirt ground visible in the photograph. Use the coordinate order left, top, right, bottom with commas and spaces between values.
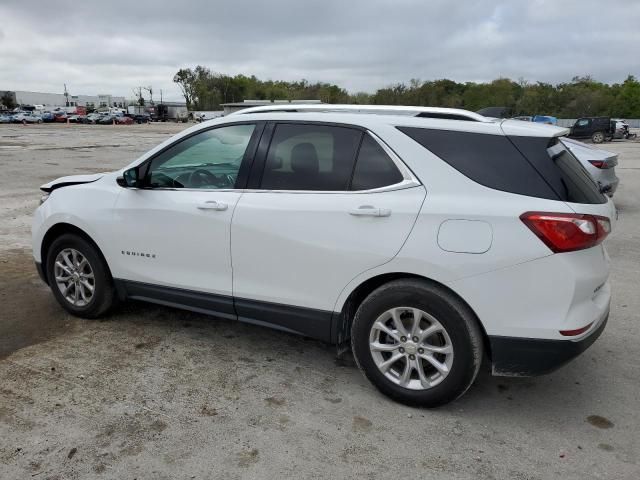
1, 123, 639, 479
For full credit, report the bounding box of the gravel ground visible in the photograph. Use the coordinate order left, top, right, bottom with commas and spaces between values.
0, 123, 639, 479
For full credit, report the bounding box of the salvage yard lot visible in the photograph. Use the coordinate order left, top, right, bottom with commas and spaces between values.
1, 123, 639, 479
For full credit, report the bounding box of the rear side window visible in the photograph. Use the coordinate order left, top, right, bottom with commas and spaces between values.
397, 127, 558, 200
350, 135, 404, 190
509, 136, 606, 204
260, 124, 362, 191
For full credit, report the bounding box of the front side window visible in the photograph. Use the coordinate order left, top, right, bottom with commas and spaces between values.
146, 124, 255, 189
576, 119, 590, 127
260, 124, 362, 191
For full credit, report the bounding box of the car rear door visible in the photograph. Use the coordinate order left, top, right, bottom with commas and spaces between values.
230, 122, 426, 340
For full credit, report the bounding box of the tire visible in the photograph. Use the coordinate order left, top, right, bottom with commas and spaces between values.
351, 279, 483, 407
591, 131, 605, 143
46, 233, 115, 318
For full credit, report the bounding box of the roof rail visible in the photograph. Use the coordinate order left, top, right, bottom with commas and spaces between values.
229, 104, 492, 122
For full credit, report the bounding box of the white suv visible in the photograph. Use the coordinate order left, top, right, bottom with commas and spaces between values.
32, 107, 615, 407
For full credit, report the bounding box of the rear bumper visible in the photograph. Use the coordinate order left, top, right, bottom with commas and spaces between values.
489, 310, 609, 376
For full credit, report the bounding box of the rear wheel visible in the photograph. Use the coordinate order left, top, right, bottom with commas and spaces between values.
591, 131, 605, 143
46, 234, 115, 318
351, 279, 483, 407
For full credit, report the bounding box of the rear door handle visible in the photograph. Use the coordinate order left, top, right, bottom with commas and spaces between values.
197, 201, 228, 211
348, 205, 391, 217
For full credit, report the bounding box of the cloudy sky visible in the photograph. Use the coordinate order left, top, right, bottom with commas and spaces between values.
1, 0, 638, 101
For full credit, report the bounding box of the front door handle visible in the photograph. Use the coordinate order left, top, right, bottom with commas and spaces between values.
348, 205, 391, 217
197, 201, 228, 211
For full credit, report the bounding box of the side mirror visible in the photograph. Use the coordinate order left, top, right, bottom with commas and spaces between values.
116, 167, 140, 188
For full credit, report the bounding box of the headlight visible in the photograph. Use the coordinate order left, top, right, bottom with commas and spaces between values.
40, 193, 50, 205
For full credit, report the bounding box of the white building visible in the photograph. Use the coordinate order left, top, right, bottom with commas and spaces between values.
7, 90, 126, 109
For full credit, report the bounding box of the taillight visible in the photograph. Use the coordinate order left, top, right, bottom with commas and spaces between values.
520, 212, 611, 253
559, 323, 593, 337
588, 160, 611, 169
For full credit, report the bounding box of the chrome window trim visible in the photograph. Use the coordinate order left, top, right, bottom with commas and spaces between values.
140, 129, 422, 194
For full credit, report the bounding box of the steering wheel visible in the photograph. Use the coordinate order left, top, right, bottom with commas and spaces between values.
188, 169, 219, 188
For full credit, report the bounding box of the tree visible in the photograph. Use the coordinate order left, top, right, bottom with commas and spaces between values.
170, 68, 640, 118
173, 68, 197, 109
1, 92, 16, 110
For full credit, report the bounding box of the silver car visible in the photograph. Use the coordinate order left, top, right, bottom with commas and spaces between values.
561, 137, 619, 197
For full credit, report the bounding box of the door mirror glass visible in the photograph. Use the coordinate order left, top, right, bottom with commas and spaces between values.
117, 167, 139, 188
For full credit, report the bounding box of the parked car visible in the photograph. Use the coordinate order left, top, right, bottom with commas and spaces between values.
131, 113, 151, 124
67, 115, 86, 123
0, 114, 12, 123
612, 119, 637, 140
532, 115, 557, 125
561, 137, 619, 197
41, 112, 55, 122
85, 113, 103, 124
12, 112, 42, 123
97, 115, 117, 125
53, 112, 69, 123
116, 116, 134, 125
568, 117, 614, 143
33, 107, 615, 407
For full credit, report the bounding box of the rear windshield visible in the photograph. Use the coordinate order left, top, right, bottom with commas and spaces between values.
397, 127, 606, 204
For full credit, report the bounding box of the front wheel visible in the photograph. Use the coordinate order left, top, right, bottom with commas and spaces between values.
351, 279, 484, 407
46, 234, 115, 318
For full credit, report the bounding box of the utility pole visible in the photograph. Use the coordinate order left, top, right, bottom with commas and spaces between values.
160, 89, 163, 105
143, 86, 154, 105
63, 84, 69, 107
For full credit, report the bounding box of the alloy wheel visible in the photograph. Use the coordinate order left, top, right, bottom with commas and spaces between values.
369, 307, 454, 390
54, 248, 95, 307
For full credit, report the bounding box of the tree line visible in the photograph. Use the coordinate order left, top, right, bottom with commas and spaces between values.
174, 67, 640, 118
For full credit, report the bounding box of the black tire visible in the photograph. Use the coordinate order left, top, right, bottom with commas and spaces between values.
351, 279, 484, 407
46, 233, 115, 318
591, 131, 605, 143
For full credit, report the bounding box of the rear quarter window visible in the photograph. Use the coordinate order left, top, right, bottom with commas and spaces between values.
397, 127, 559, 200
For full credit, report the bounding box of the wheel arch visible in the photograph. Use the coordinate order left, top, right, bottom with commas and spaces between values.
40, 222, 112, 285
332, 272, 491, 359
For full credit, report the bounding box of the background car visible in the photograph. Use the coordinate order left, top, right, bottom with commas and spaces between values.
40, 112, 55, 122
116, 116, 134, 125
97, 115, 117, 125
12, 112, 42, 123
53, 112, 69, 123
561, 137, 619, 196
85, 112, 103, 124
0, 113, 12, 123
568, 117, 614, 143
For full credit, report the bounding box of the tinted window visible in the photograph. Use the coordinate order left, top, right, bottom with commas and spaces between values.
260, 124, 362, 191
398, 127, 558, 199
351, 135, 404, 190
509, 136, 606, 204
146, 124, 255, 189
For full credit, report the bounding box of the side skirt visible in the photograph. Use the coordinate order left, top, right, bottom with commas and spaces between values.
114, 279, 334, 342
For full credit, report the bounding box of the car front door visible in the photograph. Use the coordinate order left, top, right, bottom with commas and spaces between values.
111, 122, 262, 317
230, 122, 426, 340
572, 118, 592, 137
